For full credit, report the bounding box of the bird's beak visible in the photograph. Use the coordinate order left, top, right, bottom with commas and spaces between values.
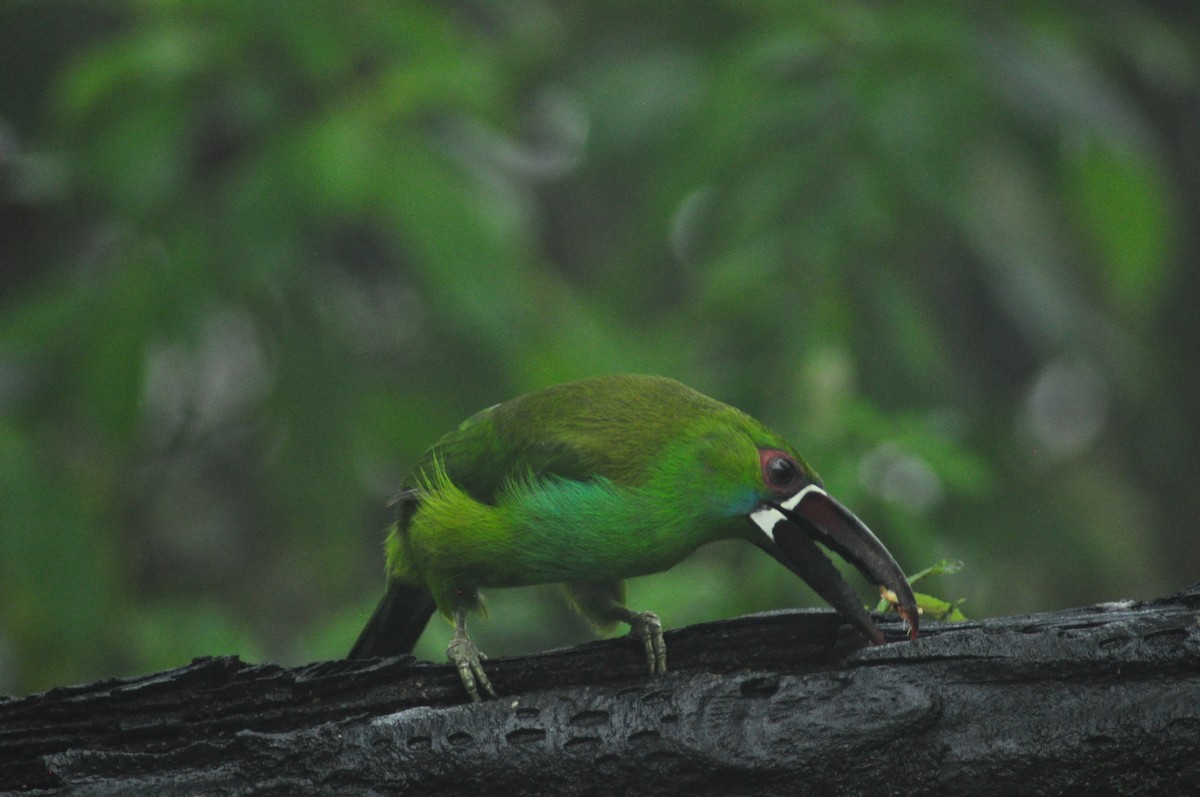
750, 485, 918, 645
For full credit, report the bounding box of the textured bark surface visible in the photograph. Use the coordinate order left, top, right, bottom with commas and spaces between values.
3, 585, 1199, 796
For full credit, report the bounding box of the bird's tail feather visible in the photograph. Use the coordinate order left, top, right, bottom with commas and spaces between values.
348, 581, 437, 658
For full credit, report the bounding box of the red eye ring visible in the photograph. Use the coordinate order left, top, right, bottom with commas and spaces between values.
759, 449, 803, 493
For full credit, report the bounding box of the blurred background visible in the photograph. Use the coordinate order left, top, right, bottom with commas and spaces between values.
1, 2, 1197, 697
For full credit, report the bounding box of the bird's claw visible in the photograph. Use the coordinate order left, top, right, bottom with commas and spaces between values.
447, 633, 496, 702
626, 610, 667, 676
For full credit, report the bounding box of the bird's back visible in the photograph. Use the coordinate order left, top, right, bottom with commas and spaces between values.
408, 374, 738, 502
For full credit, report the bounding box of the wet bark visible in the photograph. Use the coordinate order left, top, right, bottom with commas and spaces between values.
3, 585, 1199, 796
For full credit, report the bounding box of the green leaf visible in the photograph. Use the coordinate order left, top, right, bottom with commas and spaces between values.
908, 558, 965, 585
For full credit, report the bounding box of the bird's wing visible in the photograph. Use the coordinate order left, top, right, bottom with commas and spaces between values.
402, 376, 716, 504
404, 402, 598, 505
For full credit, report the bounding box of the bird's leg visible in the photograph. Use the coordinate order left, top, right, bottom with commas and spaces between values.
613, 606, 667, 676
446, 607, 495, 702
564, 581, 667, 676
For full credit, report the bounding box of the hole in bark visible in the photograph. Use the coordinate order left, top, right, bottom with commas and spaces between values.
406, 735, 431, 750
739, 677, 780, 698
1099, 635, 1130, 649
1168, 717, 1200, 731
563, 735, 601, 752
570, 710, 610, 727
1144, 628, 1188, 645
595, 753, 621, 768
506, 727, 546, 745
446, 731, 473, 746
629, 729, 660, 744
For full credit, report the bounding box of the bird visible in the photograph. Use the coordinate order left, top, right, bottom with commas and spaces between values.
349, 374, 918, 700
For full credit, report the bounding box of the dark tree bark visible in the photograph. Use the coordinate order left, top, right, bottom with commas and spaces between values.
3, 585, 1199, 796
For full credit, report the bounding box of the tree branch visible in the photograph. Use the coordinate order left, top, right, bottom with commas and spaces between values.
4, 585, 1200, 795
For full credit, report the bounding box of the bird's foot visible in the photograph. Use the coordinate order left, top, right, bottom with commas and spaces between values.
447, 632, 495, 702
625, 610, 667, 676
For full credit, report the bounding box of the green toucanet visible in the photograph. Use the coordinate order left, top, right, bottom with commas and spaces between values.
349, 374, 918, 700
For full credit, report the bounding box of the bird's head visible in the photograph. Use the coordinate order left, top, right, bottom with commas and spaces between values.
689, 421, 919, 645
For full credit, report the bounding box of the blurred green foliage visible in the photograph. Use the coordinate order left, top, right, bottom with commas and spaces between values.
1, 2, 1197, 695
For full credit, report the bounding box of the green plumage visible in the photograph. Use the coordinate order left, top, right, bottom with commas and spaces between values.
350, 374, 917, 701
384, 375, 814, 618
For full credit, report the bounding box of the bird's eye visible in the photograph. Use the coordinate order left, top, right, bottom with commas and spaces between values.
760, 450, 802, 492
